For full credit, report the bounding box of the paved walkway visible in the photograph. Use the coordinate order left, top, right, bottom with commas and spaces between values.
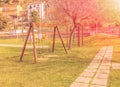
0, 44, 49, 49
112, 63, 120, 69
70, 46, 113, 87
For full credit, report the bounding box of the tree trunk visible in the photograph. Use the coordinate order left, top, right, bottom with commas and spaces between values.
68, 18, 76, 49
118, 27, 120, 38
81, 25, 84, 46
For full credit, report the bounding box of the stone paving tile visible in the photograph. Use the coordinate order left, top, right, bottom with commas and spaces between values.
99, 48, 106, 50
99, 51, 106, 52
94, 58, 103, 60
104, 56, 112, 58
104, 56, 112, 59
97, 53, 104, 55
92, 58, 102, 62
92, 78, 107, 86
100, 48, 106, 50
104, 54, 112, 56
90, 46, 113, 87
88, 65, 99, 69
102, 60, 111, 63
97, 69, 110, 74
104, 53, 110, 55
102, 59, 111, 63
91, 61, 101, 63
101, 64, 111, 67
105, 52, 112, 53
96, 52, 104, 54
99, 50, 106, 52
89, 63, 99, 66
75, 76, 91, 83
94, 56, 103, 59
85, 68, 97, 73
106, 48, 113, 50
112, 66, 120, 69
101, 64, 111, 66
94, 55, 99, 58
101, 62, 111, 66
103, 56, 112, 58
70, 82, 89, 87
112, 63, 120, 69
103, 57, 112, 60
95, 56, 104, 58
95, 73, 109, 79
100, 47, 107, 50
108, 58, 112, 60
98, 52, 105, 54
106, 51, 112, 54
80, 72, 95, 78
105, 50, 112, 52
103, 59, 112, 62
98, 55, 104, 57
106, 52, 112, 55
90, 85, 107, 87
93, 59, 102, 62
94, 56, 102, 58
112, 63, 120, 67
99, 66, 110, 70
105, 51, 112, 52
101, 62, 111, 65
106, 54, 112, 55
70, 46, 113, 87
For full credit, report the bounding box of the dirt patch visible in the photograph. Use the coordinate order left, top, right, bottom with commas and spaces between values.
45, 55, 59, 58
37, 58, 49, 61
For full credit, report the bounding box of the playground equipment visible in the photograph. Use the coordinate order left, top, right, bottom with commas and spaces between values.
20, 22, 37, 63
19, 3, 85, 63
19, 3, 53, 63
52, 25, 68, 54
20, 3, 44, 63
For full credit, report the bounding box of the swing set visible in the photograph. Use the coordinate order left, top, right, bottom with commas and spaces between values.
19, 3, 67, 63
19, 22, 68, 63
19, 3, 84, 63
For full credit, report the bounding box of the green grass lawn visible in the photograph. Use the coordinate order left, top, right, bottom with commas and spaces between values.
88, 34, 120, 87
0, 36, 100, 87
84, 34, 120, 87
0, 37, 51, 46
108, 41, 120, 87
0, 38, 24, 44
0, 34, 120, 87
108, 70, 120, 87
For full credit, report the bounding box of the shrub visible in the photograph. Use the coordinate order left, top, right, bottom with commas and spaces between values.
0, 15, 9, 31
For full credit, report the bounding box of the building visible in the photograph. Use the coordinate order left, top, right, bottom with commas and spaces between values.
27, 3, 46, 21
0, 4, 25, 30
0, 4, 23, 17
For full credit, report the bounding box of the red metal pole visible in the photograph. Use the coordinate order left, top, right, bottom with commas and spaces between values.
52, 26, 56, 53
66, 26, 69, 47
56, 26, 68, 54
81, 25, 84, 46
20, 23, 32, 62
119, 26, 120, 37
31, 23, 37, 63
78, 26, 80, 47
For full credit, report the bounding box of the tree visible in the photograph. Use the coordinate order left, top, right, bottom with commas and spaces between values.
0, 15, 9, 31
0, 0, 5, 5
48, 0, 98, 49
30, 10, 40, 23
5, 0, 13, 4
